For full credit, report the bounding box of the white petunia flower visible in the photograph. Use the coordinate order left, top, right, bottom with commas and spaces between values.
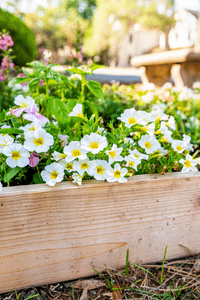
59, 159, 74, 172
73, 158, 93, 176
124, 137, 135, 144
140, 123, 155, 136
160, 131, 173, 143
124, 154, 141, 171
52, 151, 67, 161
81, 133, 108, 154
141, 91, 154, 103
152, 103, 167, 112
151, 109, 168, 122
172, 139, 186, 153
3, 143, 30, 168
158, 146, 168, 156
64, 141, 87, 162
193, 81, 200, 89
72, 172, 82, 185
138, 135, 160, 154
24, 128, 54, 153
180, 154, 198, 173
118, 108, 142, 128
105, 144, 123, 164
0, 134, 14, 153
106, 163, 128, 183
41, 163, 65, 186
68, 104, 84, 118
129, 149, 148, 161
137, 111, 154, 126
162, 116, 176, 131
19, 120, 42, 133
183, 134, 194, 152
161, 82, 173, 90
90, 160, 109, 180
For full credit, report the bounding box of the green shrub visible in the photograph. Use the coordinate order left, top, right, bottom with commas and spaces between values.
0, 8, 37, 66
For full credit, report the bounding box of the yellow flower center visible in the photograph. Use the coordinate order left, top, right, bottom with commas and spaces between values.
128, 117, 137, 125
114, 170, 121, 178
90, 142, 99, 149
109, 151, 116, 159
60, 153, 66, 159
33, 137, 44, 146
134, 154, 140, 158
177, 145, 183, 151
81, 163, 89, 169
77, 112, 84, 118
11, 151, 21, 160
20, 102, 27, 108
166, 123, 170, 127
184, 160, 191, 168
97, 166, 104, 175
29, 126, 35, 131
145, 141, 152, 149
50, 170, 58, 179
72, 149, 81, 157
140, 126, 147, 132
128, 161, 134, 167
66, 163, 73, 170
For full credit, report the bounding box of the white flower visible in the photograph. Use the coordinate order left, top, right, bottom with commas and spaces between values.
14, 95, 36, 109
124, 137, 135, 144
161, 82, 173, 90
90, 160, 109, 180
69, 74, 82, 81
41, 163, 65, 186
72, 172, 82, 185
81, 133, 108, 154
129, 149, 148, 161
1, 125, 11, 129
24, 128, 54, 153
105, 144, 123, 164
162, 116, 176, 131
152, 103, 167, 112
118, 108, 142, 128
59, 159, 74, 172
124, 154, 141, 171
141, 91, 154, 103
23, 112, 49, 127
160, 131, 173, 143
107, 163, 127, 183
3, 143, 30, 168
151, 109, 168, 122
0, 134, 14, 153
64, 141, 87, 162
138, 135, 160, 154
0, 181, 2, 192
183, 134, 194, 152
178, 87, 194, 101
68, 104, 84, 118
193, 81, 200, 89
176, 110, 187, 120
180, 154, 198, 173
73, 158, 93, 176
172, 139, 186, 153
20, 120, 42, 133
52, 151, 67, 161
158, 146, 168, 156
137, 111, 154, 126
140, 123, 155, 136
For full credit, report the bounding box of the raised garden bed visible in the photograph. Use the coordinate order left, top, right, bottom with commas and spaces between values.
1, 172, 200, 293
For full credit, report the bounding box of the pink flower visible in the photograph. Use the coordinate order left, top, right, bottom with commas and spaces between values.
9, 62, 15, 68
58, 134, 69, 146
4, 35, 14, 47
29, 152, 40, 167
40, 58, 48, 65
17, 73, 26, 78
23, 112, 50, 127
39, 79, 44, 86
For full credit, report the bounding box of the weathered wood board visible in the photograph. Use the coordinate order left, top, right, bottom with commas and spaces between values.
1, 172, 200, 293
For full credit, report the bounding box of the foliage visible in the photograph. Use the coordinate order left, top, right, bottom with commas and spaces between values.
64, 0, 97, 20
0, 8, 37, 66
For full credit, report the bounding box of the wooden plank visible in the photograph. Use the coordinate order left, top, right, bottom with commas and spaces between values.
1, 172, 200, 293
131, 48, 200, 66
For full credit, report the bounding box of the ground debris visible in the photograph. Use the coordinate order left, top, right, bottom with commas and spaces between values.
1, 255, 200, 299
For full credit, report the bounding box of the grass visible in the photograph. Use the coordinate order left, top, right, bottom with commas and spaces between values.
1, 249, 200, 299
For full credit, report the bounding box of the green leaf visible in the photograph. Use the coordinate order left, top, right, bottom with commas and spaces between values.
22, 67, 34, 75
85, 100, 99, 117
26, 61, 46, 68
0, 128, 24, 135
49, 98, 70, 128
46, 70, 61, 83
33, 172, 43, 184
4, 167, 21, 183
86, 81, 104, 100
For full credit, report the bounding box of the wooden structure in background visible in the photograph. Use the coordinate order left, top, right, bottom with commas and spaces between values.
1, 172, 200, 293
131, 48, 200, 88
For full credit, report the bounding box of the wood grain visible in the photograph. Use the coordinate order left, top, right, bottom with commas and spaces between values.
1, 172, 200, 293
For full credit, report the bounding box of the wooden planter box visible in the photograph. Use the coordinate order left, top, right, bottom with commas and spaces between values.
1, 172, 200, 293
